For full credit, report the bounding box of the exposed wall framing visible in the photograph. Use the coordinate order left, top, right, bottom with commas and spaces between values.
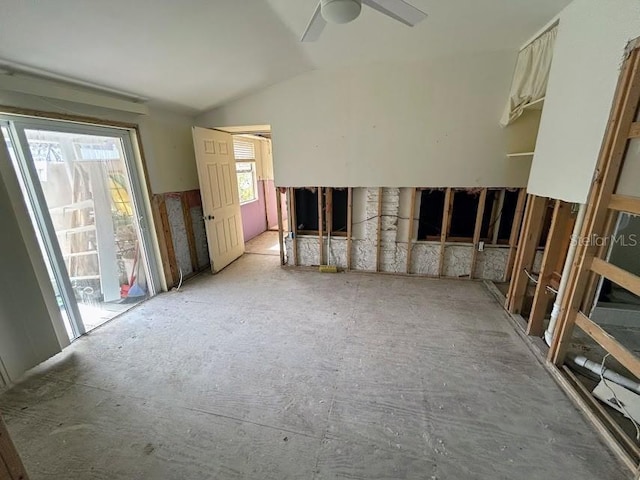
152, 189, 210, 288
0, 412, 30, 480
283, 186, 526, 281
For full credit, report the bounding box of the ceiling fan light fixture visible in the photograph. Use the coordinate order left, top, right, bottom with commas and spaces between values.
321, 0, 362, 24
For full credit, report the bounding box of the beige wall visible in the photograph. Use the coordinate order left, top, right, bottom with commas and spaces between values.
528, 0, 640, 203
196, 51, 531, 189
0, 89, 198, 194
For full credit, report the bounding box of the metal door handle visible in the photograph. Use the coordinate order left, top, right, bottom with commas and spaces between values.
203, 215, 215, 220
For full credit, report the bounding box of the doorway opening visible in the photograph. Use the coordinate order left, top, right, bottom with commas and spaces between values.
1, 116, 159, 340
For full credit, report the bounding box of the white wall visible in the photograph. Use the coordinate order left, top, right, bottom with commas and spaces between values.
528, 0, 640, 204
197, 51, 531, 189
0, 89, 198, 194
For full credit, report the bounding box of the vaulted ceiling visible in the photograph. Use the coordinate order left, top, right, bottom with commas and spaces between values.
0, 0, 571, 114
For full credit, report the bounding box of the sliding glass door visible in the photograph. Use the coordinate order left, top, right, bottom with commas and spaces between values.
1, 117, 158, 340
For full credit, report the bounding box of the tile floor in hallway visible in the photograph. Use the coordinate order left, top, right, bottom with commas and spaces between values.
0, 254, 630, 479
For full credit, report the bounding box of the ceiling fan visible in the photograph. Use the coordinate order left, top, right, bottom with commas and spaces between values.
301, 0, 427, 42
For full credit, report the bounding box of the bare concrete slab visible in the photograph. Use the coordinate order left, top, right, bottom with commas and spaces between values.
0, 254, 630, 479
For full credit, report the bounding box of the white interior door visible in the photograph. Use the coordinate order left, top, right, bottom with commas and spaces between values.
192, 127, 244, 272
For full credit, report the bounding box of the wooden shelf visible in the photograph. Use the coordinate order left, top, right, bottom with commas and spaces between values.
522, 97, 545, 111
507, 152, 535, 158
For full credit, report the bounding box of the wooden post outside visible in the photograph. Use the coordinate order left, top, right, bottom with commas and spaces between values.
506, 195, 548, 314
0, 413, 30, 480
527, 201, 574, 336
470, 188, 487, 279
376, 187, 383, 272
503, 188, 527, 282
438, 188, 453, 277
406, 188, 417, 274
276, 187, 285, 266
347, 187, 353, 271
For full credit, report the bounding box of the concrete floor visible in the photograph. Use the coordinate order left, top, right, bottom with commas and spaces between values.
244, 230, 280, 256
0, 255, 630, 479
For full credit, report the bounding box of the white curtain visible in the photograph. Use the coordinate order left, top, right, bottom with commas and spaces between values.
500, 26, 558, 127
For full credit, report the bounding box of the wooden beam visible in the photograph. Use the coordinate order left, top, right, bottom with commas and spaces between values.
180, 192, 199, 273
469, 188, 487, 279
406, 188, 417, 274
550, 46, 640, 365
347, 188, 353, 271
289, 188, 298, 266
575, 311, 640, 381
376, 187, 383, 272
438, 188, 453, 277
0, 413, 30, 480
610, 194, 640, 216
318, 187, 324, 266
276, 187, 285, 266
503, 188, 527, 282
506, 195, 548, 314
155, 195, 178, 288
628, 121, 640, 138
527, 201, 573, 336
591, 257, 640, 298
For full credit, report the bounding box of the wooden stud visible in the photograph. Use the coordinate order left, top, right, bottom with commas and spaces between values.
438, 188, 453, 277
376, 187, 383, 272
276, 187, 285, 266
575, 311, 640, 380
503, 188, 527, 282
469, 188, 487, 279
610, 194, 640, 215
527, 201, 574, 336
506, 195, 548, 314
318, 187, 324, 265
628, 121, 640, 138
289, 188, 298, 266
591, 257, 640, 297
0, 412, 30, 480
550, 46, 640, 365
156, 195, 178, 288
347, 187, 353, 271
406, 188, 417, 274
180, 192, 199, 273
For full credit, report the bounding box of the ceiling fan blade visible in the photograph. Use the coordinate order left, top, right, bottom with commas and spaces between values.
362, 0, 427, 27
301, 2, 327, 42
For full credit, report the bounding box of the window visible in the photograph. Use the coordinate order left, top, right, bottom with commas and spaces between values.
236, 161, 258, 204
417, 189, 445, 240
233, 137, 258, 204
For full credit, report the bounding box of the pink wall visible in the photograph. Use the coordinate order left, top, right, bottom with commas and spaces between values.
241, 180, 267, 242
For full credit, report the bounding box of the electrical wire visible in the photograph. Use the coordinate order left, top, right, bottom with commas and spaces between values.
523, 268, 539, 284
600, 353, 640, 441
175, 268, 183, 291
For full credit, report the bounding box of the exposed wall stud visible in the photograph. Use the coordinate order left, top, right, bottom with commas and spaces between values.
347, 187, 353, 271
318, 187, 324, 265
376, 187, 383, 272
491, 189, 506, 245
180, 192, 199, 273
503, 188, 527, 282
469, 188, 487, 279
288, 188, 298, 266
438, 188, 453, 277
0, 412, 30, 479
157, 194, 178, 287
406, 188, 417, 274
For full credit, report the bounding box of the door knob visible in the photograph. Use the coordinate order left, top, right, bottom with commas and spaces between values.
203, 215, 215, 221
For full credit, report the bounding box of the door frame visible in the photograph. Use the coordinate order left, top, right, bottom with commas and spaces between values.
1, 115, 161, 339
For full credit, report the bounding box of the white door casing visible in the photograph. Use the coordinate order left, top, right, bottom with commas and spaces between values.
192, 127, 244, 273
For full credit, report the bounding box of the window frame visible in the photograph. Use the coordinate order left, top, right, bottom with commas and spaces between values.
235, 160, 259, 205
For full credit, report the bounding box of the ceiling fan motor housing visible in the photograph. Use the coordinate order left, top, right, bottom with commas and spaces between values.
321, 0, 362, 24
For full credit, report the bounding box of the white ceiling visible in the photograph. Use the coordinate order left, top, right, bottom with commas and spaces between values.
0, 0, 571, 114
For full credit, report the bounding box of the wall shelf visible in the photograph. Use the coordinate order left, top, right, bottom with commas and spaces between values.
522, 97, 545, 111
507, 152, 535, 158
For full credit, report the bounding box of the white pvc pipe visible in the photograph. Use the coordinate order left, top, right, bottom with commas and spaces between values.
544, 203, 587, 346
571, 355, 640, 394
